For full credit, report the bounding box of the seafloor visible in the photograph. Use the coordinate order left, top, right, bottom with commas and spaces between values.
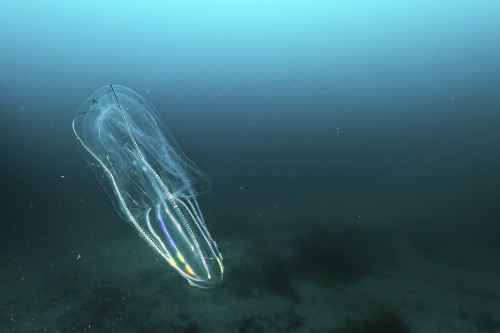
1, 213, 499, 333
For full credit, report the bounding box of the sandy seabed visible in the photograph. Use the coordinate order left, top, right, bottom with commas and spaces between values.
1, 217, 499, 333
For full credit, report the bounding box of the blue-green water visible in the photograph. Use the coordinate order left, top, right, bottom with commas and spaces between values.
1, 1, 499, 332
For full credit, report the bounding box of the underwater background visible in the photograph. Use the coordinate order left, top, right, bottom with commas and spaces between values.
1, 1, 499, 332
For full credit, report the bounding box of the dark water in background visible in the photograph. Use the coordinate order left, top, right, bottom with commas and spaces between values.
1, 1, 500, 332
